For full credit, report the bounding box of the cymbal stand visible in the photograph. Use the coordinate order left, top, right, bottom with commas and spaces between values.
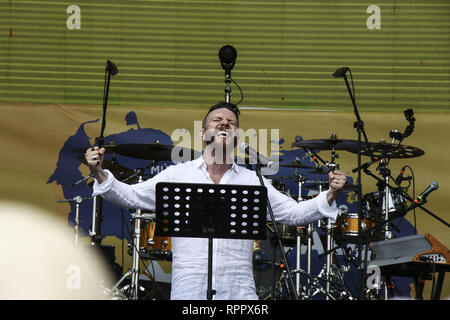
315, 184, 336, 300
302, 147, 335, 300
289, 164, 316, 300
110, 175, 144, 300
379, 160, 393, 241
374, 158, 392, 241
89, 195, 102, 245
294, 268, 346, 300
324, 144, 338, 299
376, 160, 394, 300
58, 196, 92, 247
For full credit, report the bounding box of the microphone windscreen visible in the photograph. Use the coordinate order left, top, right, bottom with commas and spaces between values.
333, 67, 348, 78
430, 181, 439, 190
219, 45, 237, 71
107, 60, 119, 76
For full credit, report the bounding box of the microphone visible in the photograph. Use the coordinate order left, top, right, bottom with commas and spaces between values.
106, 60, 119, 76
70, 175, 93, 188
415, 181, 439, 203
218, 45, 237, 75
333, 67, 348, 78
395, 166, 407, 185
239, 142, 278, 170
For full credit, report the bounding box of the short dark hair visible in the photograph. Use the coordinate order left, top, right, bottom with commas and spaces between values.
203, 101, 240, 128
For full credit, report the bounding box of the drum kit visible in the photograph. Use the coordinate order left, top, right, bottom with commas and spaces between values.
59, 120, 428, 300
257, 131, 427, 300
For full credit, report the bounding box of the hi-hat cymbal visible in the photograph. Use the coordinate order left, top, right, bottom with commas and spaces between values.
78, 156, 137, 182
279, 159, 315, 169
306, 167, 329, 175
235, 156, 283, 166
304, 181, 357, 191
103, 143, 202, 162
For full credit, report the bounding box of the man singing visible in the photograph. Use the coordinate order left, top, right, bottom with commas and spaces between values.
85, 101, 347, 300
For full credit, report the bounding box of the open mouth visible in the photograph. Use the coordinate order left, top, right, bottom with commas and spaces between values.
216, 131, 229, 138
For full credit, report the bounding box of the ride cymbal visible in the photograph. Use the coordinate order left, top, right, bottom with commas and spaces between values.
104, 143, 202, 162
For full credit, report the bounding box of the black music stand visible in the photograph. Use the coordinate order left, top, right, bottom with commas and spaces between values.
154, 182, 267, 300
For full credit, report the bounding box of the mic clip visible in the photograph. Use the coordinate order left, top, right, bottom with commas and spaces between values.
389, 129, 404, 141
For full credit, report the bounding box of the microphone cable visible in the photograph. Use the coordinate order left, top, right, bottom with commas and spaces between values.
389, 165, 417, 234
231, 76, 244, 105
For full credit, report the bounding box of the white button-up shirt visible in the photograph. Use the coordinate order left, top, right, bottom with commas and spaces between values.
93, 156, 337, 300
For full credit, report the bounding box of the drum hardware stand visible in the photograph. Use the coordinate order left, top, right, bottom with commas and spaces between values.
309, 180, 341, 300
325, 133, 340, 172
296, 144, 337, 299
293, 268, 348, 300
89, 195, 104, 246
377, 160, 393, 241
255, 163, 299, 300
292, 163, 308, 297
321, 146, 338, 300
109, 175, 147, 300
315, 263, 352, 300
317, 217, 336, 299
58, 195, 92, 247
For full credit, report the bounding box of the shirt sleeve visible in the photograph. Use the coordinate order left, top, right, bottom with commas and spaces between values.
92, 166, 174, 211
264, 176, 338, 226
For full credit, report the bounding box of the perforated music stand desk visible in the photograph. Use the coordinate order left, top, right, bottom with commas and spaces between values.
154, 182, 267, 300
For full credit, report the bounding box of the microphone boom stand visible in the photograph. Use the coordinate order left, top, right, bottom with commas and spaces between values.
338, 69, 375, 299
91, 60, 118, 246
224, 72, 231, 103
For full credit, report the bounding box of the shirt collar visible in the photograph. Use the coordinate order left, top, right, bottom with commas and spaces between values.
196, 154, 239, 173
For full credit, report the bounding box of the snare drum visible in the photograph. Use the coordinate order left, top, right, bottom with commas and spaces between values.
132, 220, 172, 261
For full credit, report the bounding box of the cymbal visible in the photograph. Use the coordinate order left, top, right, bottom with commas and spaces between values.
360, 141, 424, 159
304, 181, 357, 191
104, 143, 202, 162
279, 159, 315, 169
292, 138, 424, 159
306, 167, 329, 175
235, 156, 283, 165
292, 138, 365, 153
264, 175, 296, 180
